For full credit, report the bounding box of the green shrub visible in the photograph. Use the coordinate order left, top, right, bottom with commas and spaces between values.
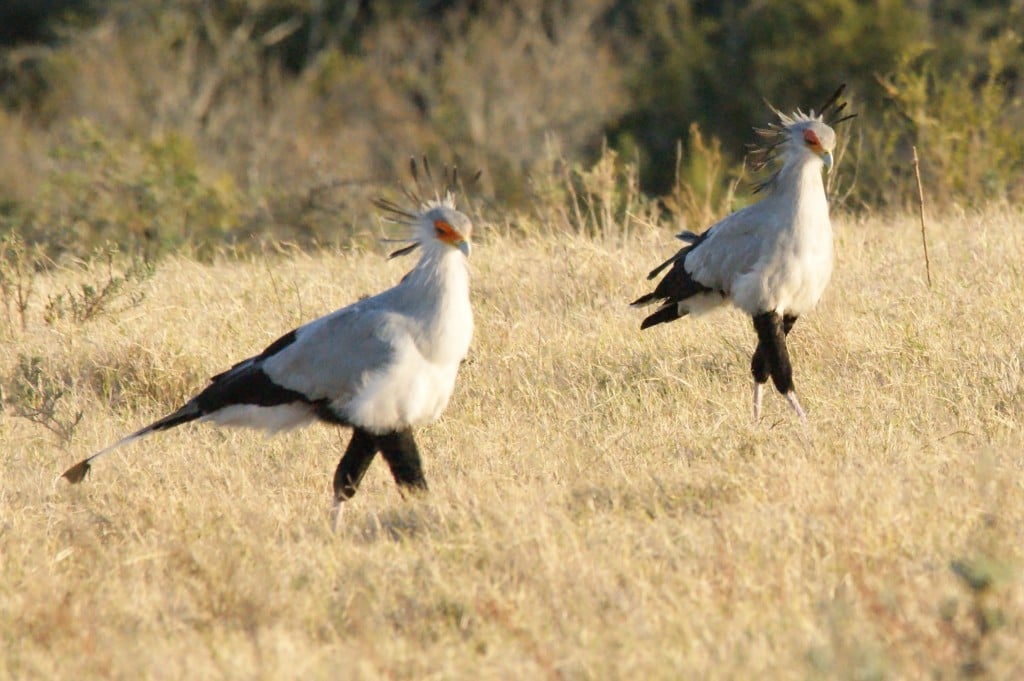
43, 245, 154, 326
28, 120, 242, 259
872, 34, 1024, 208
3, 0, 1024, 257
3, 353, 82, 445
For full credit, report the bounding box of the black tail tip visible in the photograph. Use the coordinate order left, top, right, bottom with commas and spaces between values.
61, 460, 91, 484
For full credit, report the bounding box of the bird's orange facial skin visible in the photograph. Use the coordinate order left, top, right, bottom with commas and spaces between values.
803, 129, 822, 150
434, 220, 458, 241
434, 219, 465, 245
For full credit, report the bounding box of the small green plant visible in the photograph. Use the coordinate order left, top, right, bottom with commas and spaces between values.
0, 230, 41, 334
44, 246, 154, 326
939, 511, 1017, 679
3, 354, 82, 444
945, 557, 1009, 678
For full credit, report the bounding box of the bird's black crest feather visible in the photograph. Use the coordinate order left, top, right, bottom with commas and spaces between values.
747, 84, 856, 194
375, 155, 479, 259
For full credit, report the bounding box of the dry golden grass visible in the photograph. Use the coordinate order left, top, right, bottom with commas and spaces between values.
2, 207, 1023, 679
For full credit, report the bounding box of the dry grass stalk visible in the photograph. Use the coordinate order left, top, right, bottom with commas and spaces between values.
912, 145, 933, 288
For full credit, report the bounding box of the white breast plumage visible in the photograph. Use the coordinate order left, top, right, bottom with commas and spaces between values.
632, 85, 855, 421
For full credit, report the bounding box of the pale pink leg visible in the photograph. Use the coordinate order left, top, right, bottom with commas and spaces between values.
784, 391, 807, 423
752, 381, 764, 421
331, 499, 346, 532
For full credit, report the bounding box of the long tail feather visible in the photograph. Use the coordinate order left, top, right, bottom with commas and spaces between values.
646, 253, 682, 280
61, 403, 201, 484
631, 292, 660, 308
61, 431, 147, 483
640, 303, 685, 330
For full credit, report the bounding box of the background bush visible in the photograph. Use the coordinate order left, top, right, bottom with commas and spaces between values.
1, 0, 1022, 257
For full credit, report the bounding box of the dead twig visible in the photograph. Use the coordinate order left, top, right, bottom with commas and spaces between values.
911, 146, 933, 288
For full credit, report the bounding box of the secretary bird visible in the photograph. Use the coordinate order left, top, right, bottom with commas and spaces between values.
632, 85, 855, 421
62, 158, 475, 513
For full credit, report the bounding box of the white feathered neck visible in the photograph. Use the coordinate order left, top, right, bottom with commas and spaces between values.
383, 202, 473, 366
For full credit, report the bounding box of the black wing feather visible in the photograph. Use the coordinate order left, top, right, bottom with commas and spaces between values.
62, 329, 312, 484
210, 329, 297, 382
632, 231, 714, 329
195, 363, 310, 413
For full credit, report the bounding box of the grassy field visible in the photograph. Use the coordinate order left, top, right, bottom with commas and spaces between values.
2, 206, 1023, 679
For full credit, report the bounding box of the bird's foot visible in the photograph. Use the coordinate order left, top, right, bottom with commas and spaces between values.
784, 391, 808, 423
752, 382, 765, 421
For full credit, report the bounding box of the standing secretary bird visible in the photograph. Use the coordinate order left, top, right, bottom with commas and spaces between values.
632, 85, 855, 421
62, 159, 475, 514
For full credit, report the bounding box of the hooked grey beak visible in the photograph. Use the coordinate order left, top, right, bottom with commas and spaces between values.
458, 240, 471, 258
821, 151, 834, 171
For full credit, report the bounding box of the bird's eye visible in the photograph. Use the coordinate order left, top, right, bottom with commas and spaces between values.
803, 129, 821, 147
434, 219, 454, 237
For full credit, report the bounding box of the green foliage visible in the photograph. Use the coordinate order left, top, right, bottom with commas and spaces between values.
27, 120, 242, 259
872, 35, 1024, 207
612, 0, 924, 195
608, 1, 1024, 211
2, 0, 1024, 256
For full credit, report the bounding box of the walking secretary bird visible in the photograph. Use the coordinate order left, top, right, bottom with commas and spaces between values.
632, 85, 855, 421
62, 158, 476, 515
